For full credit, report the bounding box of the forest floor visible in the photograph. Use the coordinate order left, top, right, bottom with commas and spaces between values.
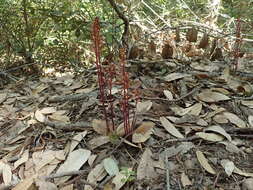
0, 56, 253, 190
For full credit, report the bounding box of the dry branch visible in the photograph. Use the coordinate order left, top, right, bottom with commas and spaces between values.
107, 0, 129, 47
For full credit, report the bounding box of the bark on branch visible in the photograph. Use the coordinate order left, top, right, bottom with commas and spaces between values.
107, 0, 129, 48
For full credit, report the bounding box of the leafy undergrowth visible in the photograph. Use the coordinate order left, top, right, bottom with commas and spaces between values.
1, 55, 253, 190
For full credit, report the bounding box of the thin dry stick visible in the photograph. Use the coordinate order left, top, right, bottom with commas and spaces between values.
141, 0, 171, 28
165, 151, 171, 190
213, 172, 220, 188
40, 170, 88, 180
43, 120, 91, 131
165, 135, 200, 143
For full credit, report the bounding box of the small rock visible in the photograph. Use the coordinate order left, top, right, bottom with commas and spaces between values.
242, 178, 253, 190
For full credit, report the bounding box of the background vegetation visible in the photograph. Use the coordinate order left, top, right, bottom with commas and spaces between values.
0, 0, 252, 75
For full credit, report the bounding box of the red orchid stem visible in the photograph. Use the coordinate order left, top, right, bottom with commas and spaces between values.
92, 17, 110, 133
120, 48, 131, 135
108, 62, 115, 130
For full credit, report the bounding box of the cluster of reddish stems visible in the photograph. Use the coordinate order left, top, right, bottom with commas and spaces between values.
92, 17, 138, 135
91, 16, 243, 135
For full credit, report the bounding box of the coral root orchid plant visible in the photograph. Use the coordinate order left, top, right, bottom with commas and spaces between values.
92, 17, 110, 133
92, 17, 138, 136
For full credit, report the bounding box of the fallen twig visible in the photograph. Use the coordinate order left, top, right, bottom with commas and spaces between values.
40, 170, 88, 180
44, 120, 91, 131
48, 92, 90, 103
165, 135, 200, 143
165, 151, 171, 190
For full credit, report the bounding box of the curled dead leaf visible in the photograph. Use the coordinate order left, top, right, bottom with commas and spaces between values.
205, 125, 232, 141
35, 109, 46, 123
223, 112, 246, 128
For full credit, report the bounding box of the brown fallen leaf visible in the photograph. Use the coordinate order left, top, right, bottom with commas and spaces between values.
0, 161, 12, 185
49, 111, 70, 122
132, 122, 154, 143
136, 101, 152, 113
160, 117, 184, 138
14, 150, 29, 169
35, 109, 46, 123
12, 176, 36, 190
181, 172, 192, 187
137, 148, 157, 180
39, 107, 57, 114
196, 132, 224, 142
92, 119, 108, 135
233, 166, 253, 177
164, 73, 190, 82
85, 163, 107, 190
70, 131, 88, 152
196, 150, 216, 175
220, 159, 234, 176
205, 125, 232, 141
55, 149, 91, 184
35, 179, 57, 190
222, 112, 246, 128
88, 136, 110, 149
196, 90, 230, 102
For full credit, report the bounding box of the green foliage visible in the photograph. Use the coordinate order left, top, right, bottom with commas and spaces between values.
120, 167, 136, 183
0, 0, 118, 73
109, 133, 121, 145
222, 0, 253, 19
